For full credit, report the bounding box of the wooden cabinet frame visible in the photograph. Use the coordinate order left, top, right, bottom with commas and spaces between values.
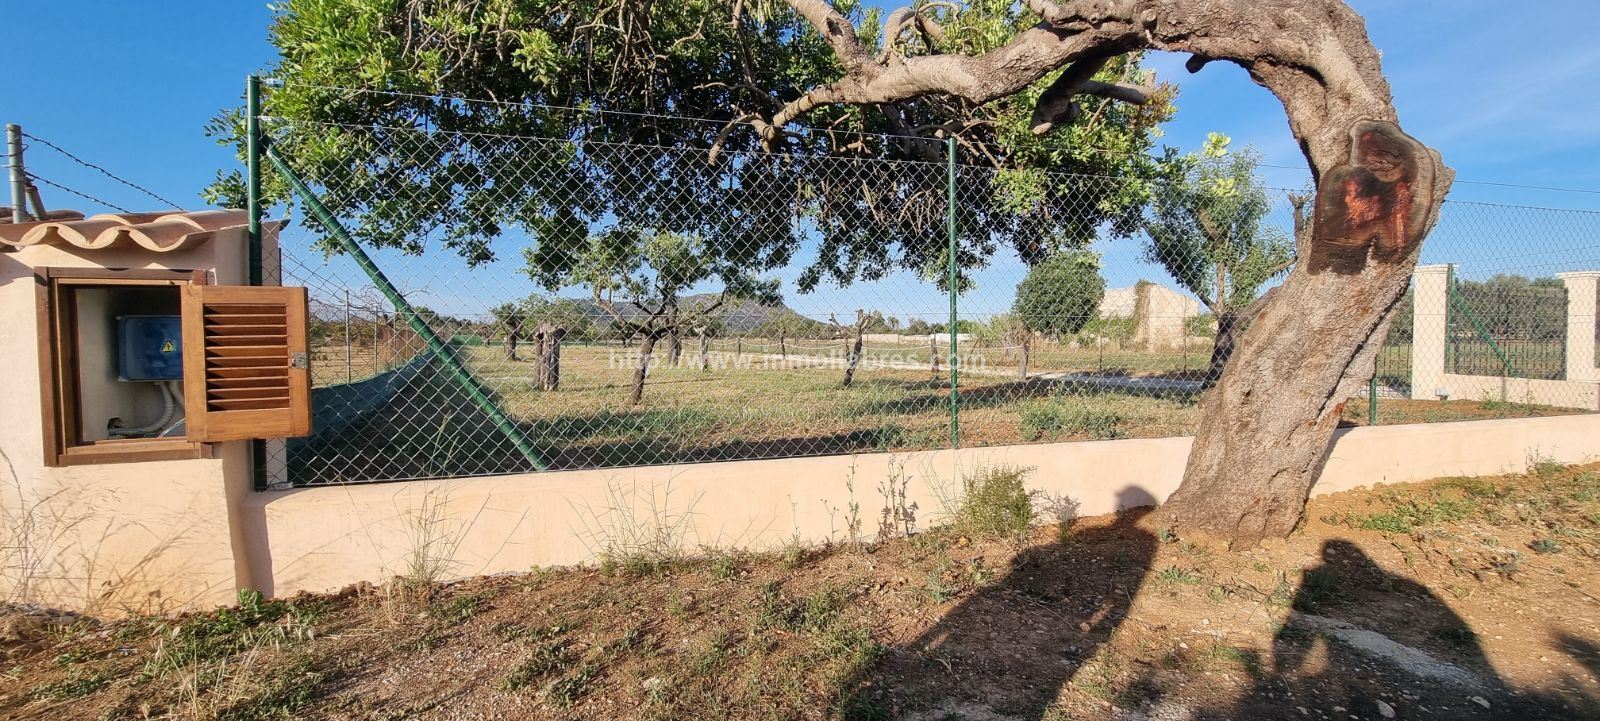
36, 267, 211, 466
37, 268, 314, 466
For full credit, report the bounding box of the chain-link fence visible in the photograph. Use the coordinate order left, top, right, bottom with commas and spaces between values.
255, 91, 1600, 487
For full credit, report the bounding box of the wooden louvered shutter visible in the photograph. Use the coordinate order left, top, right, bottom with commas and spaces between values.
181, 285, 312, 442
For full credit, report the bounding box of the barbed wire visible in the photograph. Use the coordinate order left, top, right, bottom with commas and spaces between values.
23, 172, 132, 213
21, 132, 186, 210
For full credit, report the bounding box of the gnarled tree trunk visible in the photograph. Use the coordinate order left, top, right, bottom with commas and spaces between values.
1203, 311, 1237, 387
629, 332, 659, 405
535, 323, 566, 391
772, 0, 1453, 546
1019, 333, 1031, 380
504, 316, 523, 361
666, 331, 682, 367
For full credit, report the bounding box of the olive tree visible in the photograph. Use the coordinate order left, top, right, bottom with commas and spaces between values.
554, 229, 778, 405
772, 0, 1453, 546
1144, 134, 1297, 385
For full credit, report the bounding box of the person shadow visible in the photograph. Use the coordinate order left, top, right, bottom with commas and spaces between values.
1209, 539, 1597, 720
841, 486, 1159, 720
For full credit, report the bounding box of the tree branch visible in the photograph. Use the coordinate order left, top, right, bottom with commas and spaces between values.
878, 7, 917, 62
1031, 55, 1110, 134
786, 0, 873, 71
772, 0, 1434, 181
1288, 190, 1313, 261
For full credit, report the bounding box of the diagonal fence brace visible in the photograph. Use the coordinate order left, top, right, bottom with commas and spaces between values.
264, 144, 550, 472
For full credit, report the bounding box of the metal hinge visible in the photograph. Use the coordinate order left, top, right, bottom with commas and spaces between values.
290, 352, 309, 369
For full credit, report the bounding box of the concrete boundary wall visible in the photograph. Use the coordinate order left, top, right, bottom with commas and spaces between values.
238, 413, 1600, 601
1412, 265, 1600, 408
1441, 373, 1600, 411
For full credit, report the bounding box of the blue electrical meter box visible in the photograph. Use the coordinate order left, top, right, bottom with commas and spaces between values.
117, 315, 184, 381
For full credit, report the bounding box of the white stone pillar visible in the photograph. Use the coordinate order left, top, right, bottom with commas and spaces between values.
1411, 264, 1451, 400
1556, 271, 1599, 382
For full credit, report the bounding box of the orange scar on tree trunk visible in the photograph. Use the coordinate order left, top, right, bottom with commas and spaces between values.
1307, 121, 1436, 275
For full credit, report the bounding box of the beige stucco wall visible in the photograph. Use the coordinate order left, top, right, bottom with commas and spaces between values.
0, 228, 274, 614
243, 413, 1600, 600
1440, 373, 1600, 411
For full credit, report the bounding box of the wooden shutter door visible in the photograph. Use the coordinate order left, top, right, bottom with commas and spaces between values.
181, 285, 312, 442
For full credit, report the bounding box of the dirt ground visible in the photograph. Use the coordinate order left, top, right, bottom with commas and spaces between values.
4, 463, 1598, 720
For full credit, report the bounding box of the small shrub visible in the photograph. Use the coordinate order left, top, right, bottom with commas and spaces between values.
215, 656, 335, 721
951, 465, 1035, 541
1020, 397, 1126, 441
142, 589, 318, 679
705, 550, 746, 580
545, 664, 597, 707
1035, 491, 1080, 537
1533, 459, 1567, 477
1434, 624, 1478, 646
30, 670, 108, 701
1156, 566, 1203, 585
501, 640, 573, 691
427, 592, 483, 624
1296, 567, 1340, 610
756, 583, 849, 635
1490, 550, 1524, 577
924, 574, 958, 604
1529, 538, 1563, 554
1353, 493, 1476, 534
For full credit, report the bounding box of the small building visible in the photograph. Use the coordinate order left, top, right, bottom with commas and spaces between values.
0, 209, 309, 613
1097, 281, 1201, 351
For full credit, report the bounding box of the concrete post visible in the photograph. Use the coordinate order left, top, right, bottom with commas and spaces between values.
1556, 271, 1599, 382
1411, 264, 1451, 400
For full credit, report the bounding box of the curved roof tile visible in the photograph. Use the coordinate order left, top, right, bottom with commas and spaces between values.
0, 209, 248, 253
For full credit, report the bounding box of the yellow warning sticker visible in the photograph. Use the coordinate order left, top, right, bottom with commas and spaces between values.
160, 340, 176, 354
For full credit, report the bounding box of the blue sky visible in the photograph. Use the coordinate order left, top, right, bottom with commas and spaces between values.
5, 1, 1600, 320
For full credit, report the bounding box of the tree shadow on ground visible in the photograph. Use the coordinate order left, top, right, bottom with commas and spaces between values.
841, 489, 1158, 720
846, 376, 1198, 416
1196, 539, 1598, 720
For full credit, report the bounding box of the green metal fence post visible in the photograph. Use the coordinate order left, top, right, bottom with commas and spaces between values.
946, 137, 959, 450
247, 75, 263, 286
1368, 375, 1378, 425
1444, 263, 1455, 372
265, 146, 550, 472
246, 75, 266, 489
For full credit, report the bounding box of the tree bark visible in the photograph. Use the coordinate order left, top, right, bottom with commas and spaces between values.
1204, 311, 1237, 388
775, 0, 1454, 546
536, 323, 565, 391
629, 333, 657, 406
699, 331, 712, 371
666, 331, 682, 367
504, 317, 522, 361
843, 329, 864, 387
1019, 333, 1031, 380
930, 335, 939, 378
779, 332, 787, 361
